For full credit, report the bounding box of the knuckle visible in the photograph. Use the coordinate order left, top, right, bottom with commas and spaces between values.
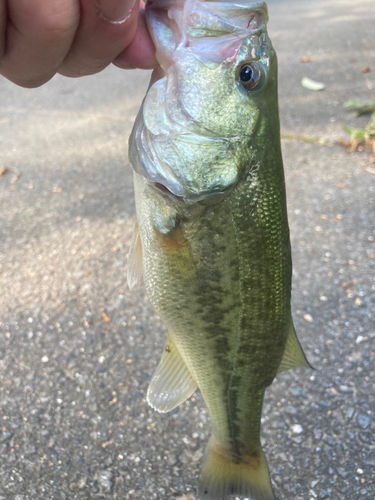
37, 13, 77, 41
25, 2, 79, 42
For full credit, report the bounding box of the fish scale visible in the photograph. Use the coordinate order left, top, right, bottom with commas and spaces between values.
128, 0, 311, 498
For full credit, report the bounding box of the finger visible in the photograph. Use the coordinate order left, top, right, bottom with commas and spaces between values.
0, 0, 80, 88
0, 0, 6, 60
59, 0, 140, 77
113, 7, 157, 70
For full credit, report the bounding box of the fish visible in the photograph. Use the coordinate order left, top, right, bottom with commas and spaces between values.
127, 0, 311, 498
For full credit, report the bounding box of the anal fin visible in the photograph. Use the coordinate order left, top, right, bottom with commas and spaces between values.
147, 332, 197, 413
127, 222, 143, 290
277, 320, 312, 375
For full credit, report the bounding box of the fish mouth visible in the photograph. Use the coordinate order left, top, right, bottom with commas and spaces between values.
153, 182, 186, 202
146, 0, 269, 69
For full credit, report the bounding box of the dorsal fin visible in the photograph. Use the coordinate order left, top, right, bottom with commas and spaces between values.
127, 222, 143, 290
277, 321, 312, 375
147, 332, 197, 413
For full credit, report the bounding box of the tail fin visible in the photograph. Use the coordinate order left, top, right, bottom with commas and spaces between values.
198, 436, 274, 500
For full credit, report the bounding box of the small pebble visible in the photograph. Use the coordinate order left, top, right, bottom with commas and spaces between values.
323, 436, 337, 447
359, 431, 372, 443
339, 385, 353, 394
357, 414, 370, 429
286, 405, 298, 417
364, 450, 375, 465
323, 445, 332, 460
292, 424, 303, 434
41, 355, 49, 363
314, 429, 323, 440
289, 386, 305, 397
292, 435, 304, 444
303, 313, 313, 323
343, 407, 355, 420
77, 476, 87, 489
337, 467, 348, 479
96, 470, 114, 493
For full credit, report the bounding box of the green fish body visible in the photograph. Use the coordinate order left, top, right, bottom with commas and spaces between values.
128, 1, 310, 498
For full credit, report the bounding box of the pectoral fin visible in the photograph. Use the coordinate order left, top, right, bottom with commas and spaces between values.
147, 332, 198, 413
127, 222, 143, 290
277, 321, 311, 375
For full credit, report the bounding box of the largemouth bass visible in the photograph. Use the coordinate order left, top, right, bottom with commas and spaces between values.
128, 0, 310, 498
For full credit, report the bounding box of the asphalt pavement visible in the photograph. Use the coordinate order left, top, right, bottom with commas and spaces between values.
0, 0, 374, 499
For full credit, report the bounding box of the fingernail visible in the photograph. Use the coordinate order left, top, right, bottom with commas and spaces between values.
115, 62, 137, 69
95, 0, 137, 24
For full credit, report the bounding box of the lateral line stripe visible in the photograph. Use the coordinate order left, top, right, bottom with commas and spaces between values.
227, 205, 245, 453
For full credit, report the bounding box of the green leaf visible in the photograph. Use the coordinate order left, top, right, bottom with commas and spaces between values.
343, 100, 375, 116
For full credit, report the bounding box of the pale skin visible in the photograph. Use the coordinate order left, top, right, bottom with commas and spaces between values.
0, 0, 158, 88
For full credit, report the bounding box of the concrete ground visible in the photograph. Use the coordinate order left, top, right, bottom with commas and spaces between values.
0, 0, 374, 498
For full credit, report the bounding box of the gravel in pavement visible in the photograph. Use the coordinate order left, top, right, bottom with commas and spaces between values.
0, 0, 374, 498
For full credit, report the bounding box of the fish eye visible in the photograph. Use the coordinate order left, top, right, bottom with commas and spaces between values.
236, 62, 261, 91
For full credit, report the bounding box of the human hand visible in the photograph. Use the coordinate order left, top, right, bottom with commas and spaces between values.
0, 0, 157, 88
